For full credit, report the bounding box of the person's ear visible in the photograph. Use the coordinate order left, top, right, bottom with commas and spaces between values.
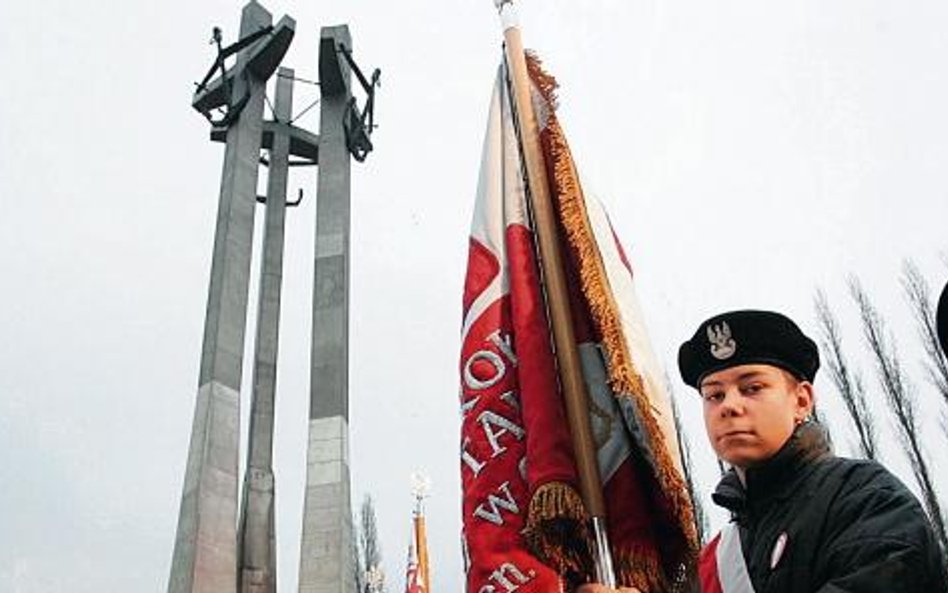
794, 381, 815, 424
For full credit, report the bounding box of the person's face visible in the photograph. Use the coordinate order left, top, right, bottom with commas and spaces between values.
699, 364, 814, 468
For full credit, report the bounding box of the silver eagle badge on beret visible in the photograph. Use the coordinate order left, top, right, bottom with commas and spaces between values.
708, 322, 737, 360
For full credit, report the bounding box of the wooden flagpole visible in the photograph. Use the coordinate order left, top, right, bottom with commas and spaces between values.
494, 0, 616, 587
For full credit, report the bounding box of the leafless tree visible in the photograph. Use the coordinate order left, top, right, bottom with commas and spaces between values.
901, 261, 948, 412
814, 289, 878, 458
356, 494, 385, 593
353, 525, 365, 593
850, 277, 948, 553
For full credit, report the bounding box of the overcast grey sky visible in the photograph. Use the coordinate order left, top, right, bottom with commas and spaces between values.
1, 1, 947, 592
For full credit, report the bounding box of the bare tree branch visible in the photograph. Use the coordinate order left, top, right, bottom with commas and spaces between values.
353, 523, 365, 593
354, 494, 386, 593
849, 277, 948, 555
901, 261, 948, 411
814, 289, 878, 459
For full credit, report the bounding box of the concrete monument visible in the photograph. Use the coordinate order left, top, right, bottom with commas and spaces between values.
170, 6, 378, 592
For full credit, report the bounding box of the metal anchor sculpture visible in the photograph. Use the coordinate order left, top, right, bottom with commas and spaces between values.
192, 18, 295, 127
337, 43, 381, 162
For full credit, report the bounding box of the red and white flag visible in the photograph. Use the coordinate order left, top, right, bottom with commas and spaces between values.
404, 505, 431, 593
459, 55, 698, 593
404, 542, 422, 593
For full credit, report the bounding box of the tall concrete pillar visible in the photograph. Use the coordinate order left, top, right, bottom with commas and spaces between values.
168, 3, 272, 592
237, 65, 294, 593
299, 25, 355, 593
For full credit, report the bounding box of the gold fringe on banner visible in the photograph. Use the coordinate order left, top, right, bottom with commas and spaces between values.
614, 545, 673, 593
525, 52, 699, 586
523, 481, 592, 578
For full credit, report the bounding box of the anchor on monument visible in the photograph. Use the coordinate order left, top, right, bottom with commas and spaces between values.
195, 15, 320, 208
337, 43, 381, 162
191, 17, 295, 126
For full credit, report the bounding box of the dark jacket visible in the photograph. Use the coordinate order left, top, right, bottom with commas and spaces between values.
703, 422, 947, 592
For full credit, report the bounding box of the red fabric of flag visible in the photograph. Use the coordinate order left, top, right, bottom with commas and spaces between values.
460, 61, 569, 593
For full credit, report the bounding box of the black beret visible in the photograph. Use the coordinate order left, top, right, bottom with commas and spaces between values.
937, 280, 948, 357
678, 310, 819, 389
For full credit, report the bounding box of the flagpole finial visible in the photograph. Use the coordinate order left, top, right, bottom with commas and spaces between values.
410, 472, 431, 505
410, 471, 431, 516
493, 0, 519, 29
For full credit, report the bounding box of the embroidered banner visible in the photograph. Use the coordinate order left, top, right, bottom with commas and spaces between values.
460, 55, 697, 593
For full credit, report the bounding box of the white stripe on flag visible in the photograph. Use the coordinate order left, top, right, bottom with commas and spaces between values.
716, 523, 756, 593
463, 65, 528, 339
583, 192, 683, 471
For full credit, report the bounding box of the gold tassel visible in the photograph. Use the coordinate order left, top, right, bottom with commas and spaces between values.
613, 545, 670, 593
616, 544, 699, 593
523, 482, 592, 578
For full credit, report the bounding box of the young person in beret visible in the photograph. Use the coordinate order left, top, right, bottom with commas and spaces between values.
581, 310, 946, 593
